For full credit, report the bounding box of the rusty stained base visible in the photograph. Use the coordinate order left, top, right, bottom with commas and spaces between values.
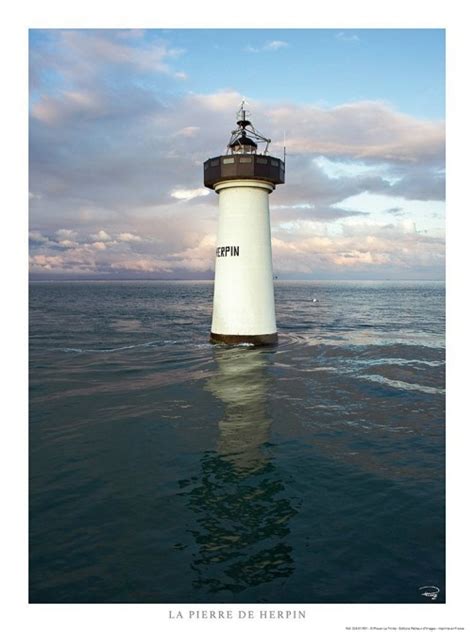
210, 331, 278, 346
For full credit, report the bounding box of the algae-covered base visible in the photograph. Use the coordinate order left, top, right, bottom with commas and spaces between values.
210, 331, 278, 346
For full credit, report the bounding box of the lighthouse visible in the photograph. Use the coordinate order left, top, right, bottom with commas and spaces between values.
204, 102, 285, 345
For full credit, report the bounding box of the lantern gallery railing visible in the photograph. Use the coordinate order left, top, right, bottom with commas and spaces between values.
203, 154, 285, 189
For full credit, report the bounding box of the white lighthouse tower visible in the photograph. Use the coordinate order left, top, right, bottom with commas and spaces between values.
204, 103, 285, 345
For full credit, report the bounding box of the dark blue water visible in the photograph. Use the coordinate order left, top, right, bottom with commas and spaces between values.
29, 281, 445, 603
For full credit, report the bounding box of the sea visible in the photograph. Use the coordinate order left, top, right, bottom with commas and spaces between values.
29, 280, 445, 604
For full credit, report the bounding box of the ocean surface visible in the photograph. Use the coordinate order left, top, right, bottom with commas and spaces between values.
29, 280, 445, 603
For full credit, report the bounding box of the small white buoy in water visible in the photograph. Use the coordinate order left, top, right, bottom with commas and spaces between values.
312, 298, 318, 303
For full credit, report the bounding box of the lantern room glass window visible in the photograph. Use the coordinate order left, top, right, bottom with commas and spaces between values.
231, 143, 257, 154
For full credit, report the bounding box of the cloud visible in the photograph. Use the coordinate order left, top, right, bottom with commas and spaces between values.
57, 29, 185, 78
30, 254, 67, 271
191, 90, 244, 113
117, 232, 142, 242
271, 221, 444, 276
335, 32, 360, 43
31, 90, 106, 125
245, 40, 289, 53
174, 126, 200, 137
90, 230, 112, 241
29, 230, 50, 244
56, 228, 78, 240
28, 217, 444, 279
110, 258, 172, 273
271, 101, 444, 164
264, 40, 289, 51
58, 239, 79, 248
30, 85, 443, 233
387, 168, 445, 200
30, 30, 187, 125
91, 241, 107, 250
171, 188, 210, 201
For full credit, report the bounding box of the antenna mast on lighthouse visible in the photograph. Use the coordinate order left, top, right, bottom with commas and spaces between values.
226, 100, 271, 155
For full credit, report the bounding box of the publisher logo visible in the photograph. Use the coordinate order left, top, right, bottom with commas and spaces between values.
418, 585, 440, 601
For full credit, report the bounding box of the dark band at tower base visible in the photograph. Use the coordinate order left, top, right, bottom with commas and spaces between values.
210, 331, 278, 346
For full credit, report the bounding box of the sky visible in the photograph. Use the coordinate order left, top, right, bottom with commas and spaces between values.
29, 28, 445, 280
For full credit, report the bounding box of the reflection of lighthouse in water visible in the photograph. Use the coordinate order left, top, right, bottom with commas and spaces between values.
178, 349, 297, 598
209, 348, 272, 474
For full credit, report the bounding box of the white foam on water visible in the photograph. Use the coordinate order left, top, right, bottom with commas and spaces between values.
359, 373, 445, 395
59, 340, 163, 354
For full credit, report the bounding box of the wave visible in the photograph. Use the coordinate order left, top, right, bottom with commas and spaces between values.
358, 373, 445, 395
59, 340, 164, 353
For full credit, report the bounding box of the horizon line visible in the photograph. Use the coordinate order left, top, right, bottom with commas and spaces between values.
28, 277, 446, 283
